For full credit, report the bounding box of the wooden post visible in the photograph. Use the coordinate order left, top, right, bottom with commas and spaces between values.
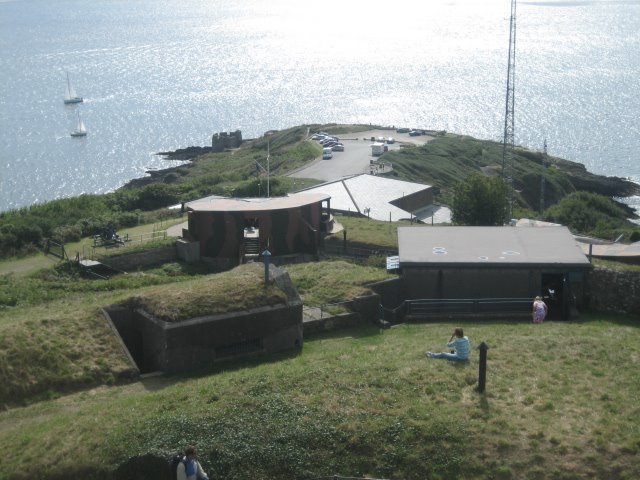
262, 249, 271, 285
478, 342, 489, 393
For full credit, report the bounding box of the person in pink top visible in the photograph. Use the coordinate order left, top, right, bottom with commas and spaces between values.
532, 296, 548, 324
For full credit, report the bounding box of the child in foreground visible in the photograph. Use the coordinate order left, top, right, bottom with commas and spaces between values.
426, 327, 470, 361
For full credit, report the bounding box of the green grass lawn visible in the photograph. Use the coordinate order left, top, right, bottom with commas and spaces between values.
1, 314, 639, 479
0, 216, 187, 279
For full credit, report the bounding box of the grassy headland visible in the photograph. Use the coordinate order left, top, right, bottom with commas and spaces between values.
0, 124, 639, 479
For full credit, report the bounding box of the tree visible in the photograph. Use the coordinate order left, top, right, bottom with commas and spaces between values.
452, 173, 509, 226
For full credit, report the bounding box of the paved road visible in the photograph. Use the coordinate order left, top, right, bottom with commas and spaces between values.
290, 129, 429, 182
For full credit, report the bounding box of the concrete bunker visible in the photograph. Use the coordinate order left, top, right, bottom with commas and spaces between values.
103, 265, 303, 374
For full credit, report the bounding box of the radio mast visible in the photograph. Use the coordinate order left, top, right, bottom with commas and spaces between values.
502, 0, 517, 221
540, 139, 547, 214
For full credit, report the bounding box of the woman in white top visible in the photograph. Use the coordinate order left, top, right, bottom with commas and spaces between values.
532, 296, 548, 324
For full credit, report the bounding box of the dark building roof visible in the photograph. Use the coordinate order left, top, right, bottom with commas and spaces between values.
398, 226, 591, 268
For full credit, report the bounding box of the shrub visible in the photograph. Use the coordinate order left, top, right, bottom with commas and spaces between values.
543, 192, 629, 235
52, 225, 82, 243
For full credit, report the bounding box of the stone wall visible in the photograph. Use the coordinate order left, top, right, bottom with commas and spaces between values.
100, 246, 177, 271
584, 266, 640, 315
211, 130, 242, 152
303, 293, 382, 335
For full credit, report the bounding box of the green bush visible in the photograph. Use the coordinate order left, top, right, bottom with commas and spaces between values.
543, 191, 630, 236
52, 224, 82, 243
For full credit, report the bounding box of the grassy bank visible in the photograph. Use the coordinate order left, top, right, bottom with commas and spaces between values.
0, 260, 393, 406
1, 316, 638, 479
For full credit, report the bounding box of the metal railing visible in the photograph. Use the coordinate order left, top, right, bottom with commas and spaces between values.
406, 298, 532, 318
323, 242, 397, 259
79, 230, 168, 261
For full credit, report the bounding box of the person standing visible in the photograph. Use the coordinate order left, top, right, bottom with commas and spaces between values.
532, 296, 548, 324
426, 328, 470, 361
177, 446, 209, 480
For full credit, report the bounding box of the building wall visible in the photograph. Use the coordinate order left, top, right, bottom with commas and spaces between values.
402, 265, 589, 314
585, 266, 640, 315
189, 203, 323, 258
389, 187, 434, 213
402, 267, 536, 299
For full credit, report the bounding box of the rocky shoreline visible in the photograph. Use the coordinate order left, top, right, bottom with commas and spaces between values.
155, 145, 213, 160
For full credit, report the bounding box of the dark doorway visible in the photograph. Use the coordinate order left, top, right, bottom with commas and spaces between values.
541, 273, 565, 320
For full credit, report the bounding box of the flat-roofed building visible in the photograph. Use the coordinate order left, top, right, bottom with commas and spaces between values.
298, 174, 450, 223
398, 226, 592, 319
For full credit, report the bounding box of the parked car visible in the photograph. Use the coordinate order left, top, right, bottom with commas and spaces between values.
409, 130, 422, 136
387, 137, 395, 144
396, 127, 410, 133
320, 138, 337, 145
324, 141, 338, 148
331, 143, 344, 151
322, 147, 333, 160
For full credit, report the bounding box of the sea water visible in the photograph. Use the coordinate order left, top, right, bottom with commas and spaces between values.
1, 0, 639, 214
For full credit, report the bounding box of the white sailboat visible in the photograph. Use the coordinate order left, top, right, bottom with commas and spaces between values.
64, 72, 83, 104
70, 111, 87, 137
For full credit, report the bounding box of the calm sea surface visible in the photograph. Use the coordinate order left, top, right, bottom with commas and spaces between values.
1, 0, 639, 213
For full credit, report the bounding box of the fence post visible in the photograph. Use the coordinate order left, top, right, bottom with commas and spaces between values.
477, 342, 489, 393
262, 249, 271, 285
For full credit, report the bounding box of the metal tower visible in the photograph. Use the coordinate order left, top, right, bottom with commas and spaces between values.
502, 0, 517, 220
539, 139, 547, 214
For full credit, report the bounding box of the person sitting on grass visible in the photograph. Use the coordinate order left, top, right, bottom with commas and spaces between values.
426, 328, 470, 361
177, 446, 209, 480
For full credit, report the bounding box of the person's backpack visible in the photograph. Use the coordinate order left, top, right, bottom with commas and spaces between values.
169, 453, 185, 480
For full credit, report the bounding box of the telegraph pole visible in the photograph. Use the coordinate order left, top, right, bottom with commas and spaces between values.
254, 132, 272, 198
502, 0, 517, 221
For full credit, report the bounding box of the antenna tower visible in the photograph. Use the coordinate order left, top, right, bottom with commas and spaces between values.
539, 139, 547, 214
502, 0, 517, 220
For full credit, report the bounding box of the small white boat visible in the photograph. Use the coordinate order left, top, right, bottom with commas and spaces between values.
70, 111, 87, 137
64, 72, 83, 104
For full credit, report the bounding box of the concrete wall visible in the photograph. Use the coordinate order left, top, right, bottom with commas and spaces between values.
402, 267, 537, 299
585, 266, 640, 315
303, 293, 381, 335
101, 245, 177, 271
369, 277, 406, 309
105, 301, 302, 374
304, 312, 365, 335
103, 265, 303, 373
176, 239, 200, 263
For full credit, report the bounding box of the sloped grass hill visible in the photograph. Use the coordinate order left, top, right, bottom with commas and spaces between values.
384, 134, 640, 213
0, 261, 393, 407
0, 316, 639, 479
0, 264, 289, 405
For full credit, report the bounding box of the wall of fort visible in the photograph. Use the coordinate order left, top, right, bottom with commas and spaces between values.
584, 265, 640, 316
